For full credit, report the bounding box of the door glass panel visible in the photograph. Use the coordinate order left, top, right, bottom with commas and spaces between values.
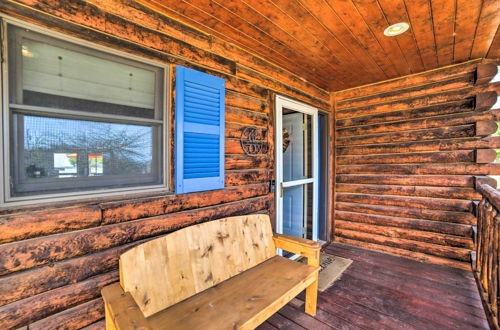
282, 183, 314, 239
282, 109, 312, 182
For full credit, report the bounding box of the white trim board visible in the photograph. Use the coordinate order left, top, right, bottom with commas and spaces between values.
275, 95, 319, 243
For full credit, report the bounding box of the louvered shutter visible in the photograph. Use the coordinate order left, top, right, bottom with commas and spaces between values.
175, 66, 225, 194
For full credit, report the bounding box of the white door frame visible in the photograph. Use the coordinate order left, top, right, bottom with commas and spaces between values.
275, 95, 319, 241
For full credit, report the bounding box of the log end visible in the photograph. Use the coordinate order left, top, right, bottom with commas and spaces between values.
475, 63, 499, 85
476, 120, 498, 136
474, 175, 498, 189
475, 149, 498, 163
475, 91, 498, 111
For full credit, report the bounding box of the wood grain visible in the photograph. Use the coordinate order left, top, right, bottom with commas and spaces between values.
120, 214, 276, 317
333, 61, 498, 268
128, 0, 498, 91
105, 256, 319, 329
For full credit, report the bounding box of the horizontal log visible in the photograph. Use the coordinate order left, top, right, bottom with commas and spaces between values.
336, 88, 475, 120
337, 125, 475, 146
0, 184, 269, 244
337, 163, 500, 175
336, 220, 473, 249
335, 61, 480, 102
335, 228, 470, 261
0, 240, 133, 306
334, 210, 473, 237
226, 90, 267, 113
28, 298, 104, 330
336, 98, 474, 128
334, 237, 471, 271
0, 206, 101, 245
476, 120, 498, 136
476, 63, 499, 85
0, 195, 272, 275
235, 64, 330, 110
81, 320, 105, 330
335, 183, 480, 200
335, 202, 476, 224
103, 184, 269, 224
336, 74, 475, 110
335, 174, 474, 187
225, 169, 272, 186
337, 150, 474, 165
474, 176, 498, 189
0, 271, 117, 329
0, 0, 234, 72
337, 110, 497, 138
225, 154, 269, 170
336, 193, 472, 212
226, 106, 268, 127
336, 137, 497, 156
475, 149, 497, 163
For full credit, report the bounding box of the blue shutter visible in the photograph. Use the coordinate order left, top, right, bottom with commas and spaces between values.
175, 66, 225, 194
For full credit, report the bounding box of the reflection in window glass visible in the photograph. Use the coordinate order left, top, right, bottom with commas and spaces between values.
53, 153, 78, 177
18, 37, 158, 119
88, 154, 104, 176
11, 115, 160, 196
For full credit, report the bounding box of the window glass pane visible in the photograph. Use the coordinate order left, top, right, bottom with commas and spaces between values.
11, 114, 162, 197
9, 27, 159, 119
282, 183, 314, 240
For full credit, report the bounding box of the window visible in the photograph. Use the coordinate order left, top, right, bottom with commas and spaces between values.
2, 22, 167, 202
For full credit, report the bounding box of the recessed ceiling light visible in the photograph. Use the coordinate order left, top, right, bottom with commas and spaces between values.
384, 22, 410, 36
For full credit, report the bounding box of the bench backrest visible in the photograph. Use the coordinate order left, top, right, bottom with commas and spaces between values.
119, 214, 276, 317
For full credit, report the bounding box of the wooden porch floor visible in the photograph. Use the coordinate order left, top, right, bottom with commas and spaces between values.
257, 243, 489, 330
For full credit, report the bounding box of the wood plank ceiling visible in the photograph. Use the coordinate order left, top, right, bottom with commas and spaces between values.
138, 0, 499, 91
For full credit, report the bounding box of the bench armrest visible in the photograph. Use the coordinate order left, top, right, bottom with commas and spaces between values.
273, 234, 321, 267
102, 283, 150, 330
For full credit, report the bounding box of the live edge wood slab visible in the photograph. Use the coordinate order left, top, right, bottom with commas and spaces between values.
101, 214, 320, 330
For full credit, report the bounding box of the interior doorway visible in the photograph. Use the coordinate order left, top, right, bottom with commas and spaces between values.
275, 95, 320, 242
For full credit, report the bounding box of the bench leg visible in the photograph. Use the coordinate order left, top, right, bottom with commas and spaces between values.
105, 303, 117, 330
305, 276, 318, 315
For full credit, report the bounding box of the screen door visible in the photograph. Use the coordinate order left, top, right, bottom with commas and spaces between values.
276, 96, 319, 241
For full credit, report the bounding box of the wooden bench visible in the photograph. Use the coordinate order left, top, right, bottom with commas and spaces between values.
101, 214, 321, 329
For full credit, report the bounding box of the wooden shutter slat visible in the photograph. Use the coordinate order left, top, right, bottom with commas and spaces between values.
175, 66, 225, 193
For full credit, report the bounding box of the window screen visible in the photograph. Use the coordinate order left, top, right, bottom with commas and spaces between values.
6, 25, 165, 199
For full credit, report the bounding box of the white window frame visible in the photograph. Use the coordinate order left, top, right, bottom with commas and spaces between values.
0, 14, 170, 206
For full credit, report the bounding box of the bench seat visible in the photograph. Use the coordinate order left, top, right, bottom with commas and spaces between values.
103, 256, 319, 330
102, 214, 321, 329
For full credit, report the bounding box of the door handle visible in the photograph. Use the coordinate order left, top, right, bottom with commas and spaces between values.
280, 182, 283, 198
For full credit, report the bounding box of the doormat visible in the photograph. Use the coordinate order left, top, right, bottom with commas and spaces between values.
299, 252, 353, 291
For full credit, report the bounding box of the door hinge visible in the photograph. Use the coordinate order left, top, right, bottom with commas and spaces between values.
302, 227, 307, 238
279, 182, 283, 198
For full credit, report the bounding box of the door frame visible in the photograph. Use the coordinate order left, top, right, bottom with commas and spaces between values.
275, 95, 319, 241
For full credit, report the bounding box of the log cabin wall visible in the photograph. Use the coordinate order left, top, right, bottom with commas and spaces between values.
333, 60, 500, 271
0, 1, 331, 328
